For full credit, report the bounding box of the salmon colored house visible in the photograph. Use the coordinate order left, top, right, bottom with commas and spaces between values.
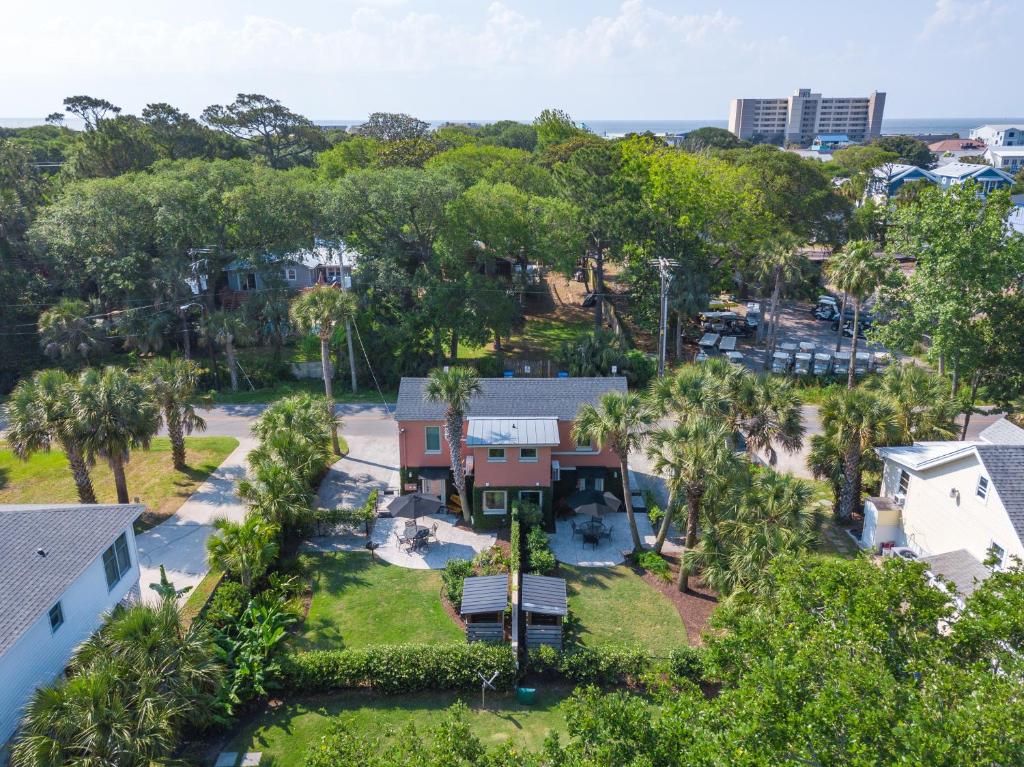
395, 377, 627, 527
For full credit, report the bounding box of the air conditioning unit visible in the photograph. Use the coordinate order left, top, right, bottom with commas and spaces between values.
894, 493, 906, 507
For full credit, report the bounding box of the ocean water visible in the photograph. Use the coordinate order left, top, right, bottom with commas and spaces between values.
4, 116, 1023, 138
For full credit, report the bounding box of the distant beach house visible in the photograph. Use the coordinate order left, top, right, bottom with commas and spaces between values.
969, 124, 1024, 148
224, 240, 357, 295
395, 377, 627, 527
868, 163, 937, 200
930, 162, 1015, 196
984, 146, 1024, 175
0, 504, 143, 746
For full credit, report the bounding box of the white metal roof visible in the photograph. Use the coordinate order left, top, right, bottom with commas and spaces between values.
718, 336, 737, 351
698, 333, 720, 347
466, 417, 560, 446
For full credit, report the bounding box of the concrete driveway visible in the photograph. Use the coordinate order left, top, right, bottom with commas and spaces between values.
136, 437, 255, 602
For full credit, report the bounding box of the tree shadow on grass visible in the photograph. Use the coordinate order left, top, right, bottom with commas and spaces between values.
0, 465, 8, 491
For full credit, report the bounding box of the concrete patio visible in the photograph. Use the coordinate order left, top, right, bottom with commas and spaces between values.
307, 512, 498, 570
550, 512, 682, 567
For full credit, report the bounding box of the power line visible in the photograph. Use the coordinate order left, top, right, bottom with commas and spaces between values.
351, 319, 393, 418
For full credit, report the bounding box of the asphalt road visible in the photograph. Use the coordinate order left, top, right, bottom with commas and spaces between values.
174, 401, 397, 440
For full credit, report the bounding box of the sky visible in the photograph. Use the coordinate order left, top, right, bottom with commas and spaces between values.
1, 0, 1021, 121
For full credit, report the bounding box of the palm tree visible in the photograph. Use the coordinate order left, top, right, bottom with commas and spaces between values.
11, 660, 178, 767
424, 366, 481, 523
870, 363, 959, 442
734, 374, 805, 465
3, 370, 97, 503
574, 391, 656, 552
647, 417, 737, 591
37, 297, 107, 362
808, 430, 846, 514
199, 310, 252, 393
758, 235, 806, 368
825, 240, 894, 388
649, 359, 737, 424
205, 514, 279, 590
115, 309, 174, 355
238, 462, 313, 540
252, 392, 337, 448
143, 357, 206, 470
289, 285, 358, 455
688, 471, 819, 601
75, 367, 161, 504
820, 388, 898, 521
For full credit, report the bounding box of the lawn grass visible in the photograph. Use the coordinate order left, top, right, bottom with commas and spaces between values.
514, 316, 591, 355
227, 688, 572, 767
0, 436, 238, 526
295, 551, 462, 650
202, 379, 396, 406
561, 564, 687, 653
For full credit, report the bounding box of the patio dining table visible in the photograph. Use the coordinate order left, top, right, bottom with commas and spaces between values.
404, 523, 431, 551
579, 519, 607, 548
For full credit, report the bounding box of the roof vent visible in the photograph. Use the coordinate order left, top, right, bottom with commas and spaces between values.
36, 548, 47, 557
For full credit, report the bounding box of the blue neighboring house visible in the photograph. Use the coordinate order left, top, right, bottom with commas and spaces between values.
811, 134, 852, 152
225, 241, 357, 294
869, 163, 937, 200
930, 162, 1015, 197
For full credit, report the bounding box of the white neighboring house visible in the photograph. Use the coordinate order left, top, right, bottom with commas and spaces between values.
984, 146, 1024, 175
861, 418, 1024, 596
970, 124, 1024, 147
0, 503, 143, 746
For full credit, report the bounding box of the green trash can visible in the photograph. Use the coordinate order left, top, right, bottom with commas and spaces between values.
516, 687, 537, 705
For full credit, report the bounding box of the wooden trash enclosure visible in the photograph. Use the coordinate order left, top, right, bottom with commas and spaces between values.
521, 574, 568, 650
460, 575, 509, 643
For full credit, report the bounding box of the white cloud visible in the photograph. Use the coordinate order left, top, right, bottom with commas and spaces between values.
919, 0, 1007, 39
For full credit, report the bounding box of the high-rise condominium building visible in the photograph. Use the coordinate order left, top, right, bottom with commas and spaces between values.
728, 88, 886, 146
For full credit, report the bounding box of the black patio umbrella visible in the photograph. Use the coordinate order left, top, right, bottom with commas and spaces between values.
385, 493, 446, 522
566, 490, 622, 518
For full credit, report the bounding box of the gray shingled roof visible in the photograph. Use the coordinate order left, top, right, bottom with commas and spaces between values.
975, 445, 1024, 548
979, 417, 1024, 445
460, 575, 509, 615
395, 377, 628, 421
922, 549, 990, 597
0, 504, 143, 656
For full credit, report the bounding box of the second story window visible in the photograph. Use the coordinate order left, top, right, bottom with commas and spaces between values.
48, 602, 64, 633
487, 448, 506, 462
102, 532, 132, 591
424, 426, 441, 454
897, 470, 910, 497
519, 447, 538, 462
575, 435, 593, 452
977, 475, 989, 501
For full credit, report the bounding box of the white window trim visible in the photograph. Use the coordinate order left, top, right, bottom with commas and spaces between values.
977, 475, 990, 502
574, 438, 596, 453
487, 448, 507, 462
519, 447, 538, 462
282, 267, 298, 281
482, 490, 507, 515
48, 602, 64, 634
424, 426, 442, 455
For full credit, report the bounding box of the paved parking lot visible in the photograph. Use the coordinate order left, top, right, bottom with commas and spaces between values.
738, 301, 894, 370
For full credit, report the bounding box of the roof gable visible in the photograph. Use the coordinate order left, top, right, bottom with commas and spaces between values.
0, 504, 143, 656
395, 377, 628, 421
975, 445, 1024, 547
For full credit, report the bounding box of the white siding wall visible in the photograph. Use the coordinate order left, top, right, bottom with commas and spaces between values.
886, 455, 1024, 564
0, 526, 140, 746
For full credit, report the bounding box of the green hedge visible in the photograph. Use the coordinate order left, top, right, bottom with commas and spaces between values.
527, 644, 705, 685
277, 643, 518, 694
510, 516, 522, 575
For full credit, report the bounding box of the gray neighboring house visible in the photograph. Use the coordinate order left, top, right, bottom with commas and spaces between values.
225, 241, 357, 293
0, 504, 143, 746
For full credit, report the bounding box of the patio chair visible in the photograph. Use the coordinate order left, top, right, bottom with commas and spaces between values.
571, 520, 582, 537
430, 522, 439, 537
600, 525, 612, 542
394, 531, 414, 552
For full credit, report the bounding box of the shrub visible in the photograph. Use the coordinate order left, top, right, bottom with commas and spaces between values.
205, 580, 250, 630
525, 526, 556, 575
441, 559, 474, 607
277, 643, 517, 694
472, 546, 509, 576
635, 551, 672, 583
667, 646, 707, 683
509, 517, 522, 574
527, 644, 650, 685
513, 501, 543, 528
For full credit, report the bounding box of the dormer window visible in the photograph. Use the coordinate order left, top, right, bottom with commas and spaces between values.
976, 475, 989, 501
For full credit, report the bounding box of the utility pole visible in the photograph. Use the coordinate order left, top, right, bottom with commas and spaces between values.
653, 258, 678, 378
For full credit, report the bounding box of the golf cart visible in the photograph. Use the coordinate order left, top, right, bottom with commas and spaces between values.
745, 302, 761, 332
725, 351, 745, 366
696, 332, 720, 362
813, 295, 839, 320
833, 351, 851, 376
813, 352, 832, 376
771, 350, 792, 374
854, 352, 871, 376
872, 351, 891, 372
794, 352, 813, 375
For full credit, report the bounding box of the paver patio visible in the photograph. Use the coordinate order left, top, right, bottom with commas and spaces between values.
550, 513, 682, 567
307, 512, 498, 570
